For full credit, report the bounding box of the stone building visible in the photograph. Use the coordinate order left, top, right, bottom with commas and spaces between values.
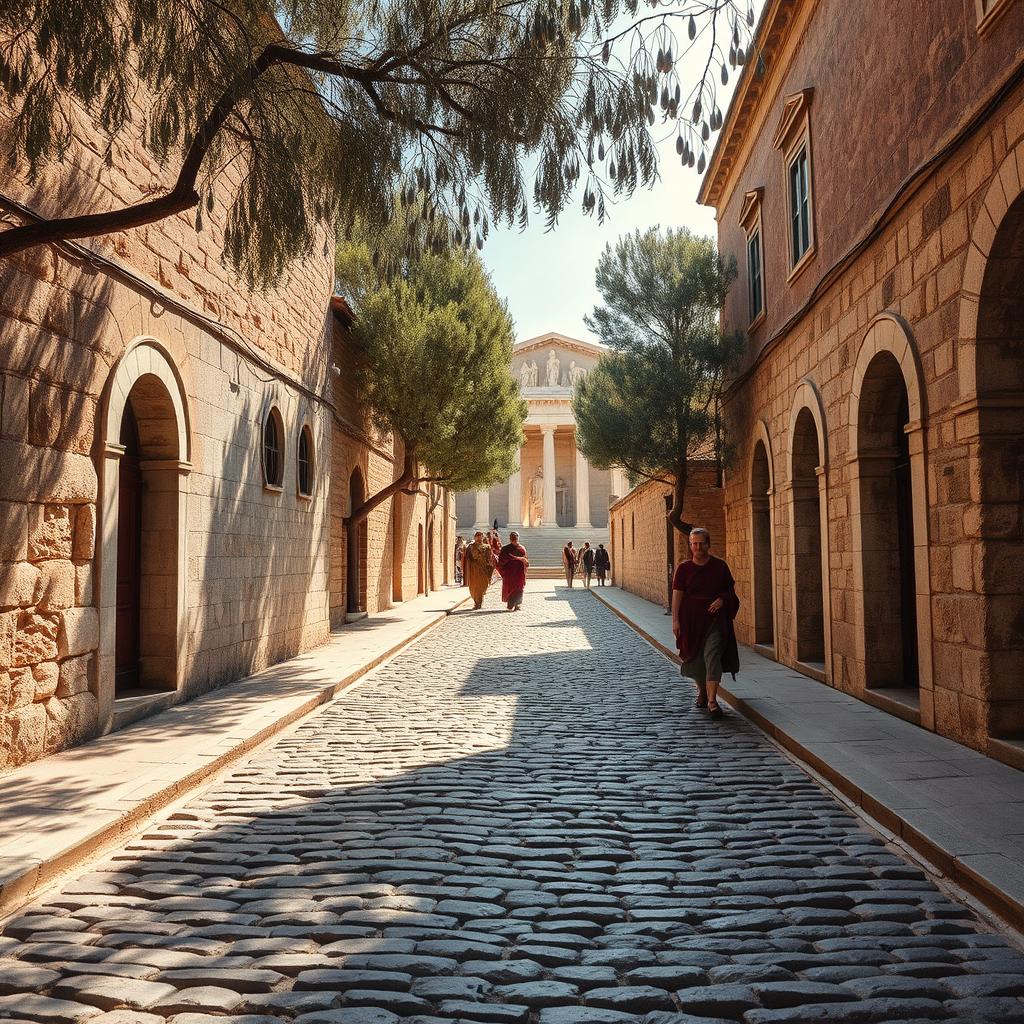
0, 98, 450, 771
456, 332, 627, 563
700, 0, 1024, 760
608, 466, 726, 608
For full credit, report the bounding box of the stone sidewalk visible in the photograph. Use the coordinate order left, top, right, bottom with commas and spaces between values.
591, 585, 1024, 932
0, 587, 468, 916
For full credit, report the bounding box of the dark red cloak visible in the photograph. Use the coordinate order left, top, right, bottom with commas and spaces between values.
497, 543, 528, 600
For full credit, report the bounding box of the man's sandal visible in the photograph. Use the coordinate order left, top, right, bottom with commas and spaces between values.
694, 692, 708, 709
708, 702, 724, 720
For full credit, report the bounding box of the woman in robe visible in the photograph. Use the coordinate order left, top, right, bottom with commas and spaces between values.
497, 531, 529, 611
462, 531, 494, 609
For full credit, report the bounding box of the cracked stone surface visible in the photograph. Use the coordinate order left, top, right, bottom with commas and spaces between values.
2, 584, 1024, 1024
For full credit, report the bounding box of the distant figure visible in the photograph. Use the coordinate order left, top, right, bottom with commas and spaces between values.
562, 540, 578, 588
493, 517, 498, 531
671, 527, 740, 721
498, 531, 529, 611
594, 543, 610, 586
462, 530, 493, 610
488, 529, 502, 572
454, 535, 466, 586
580, 541, 595, 589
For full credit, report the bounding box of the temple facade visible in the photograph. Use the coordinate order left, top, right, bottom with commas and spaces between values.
455, 332, 628, 534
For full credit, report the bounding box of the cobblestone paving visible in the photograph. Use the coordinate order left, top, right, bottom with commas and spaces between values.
4, 584, 1024, 1024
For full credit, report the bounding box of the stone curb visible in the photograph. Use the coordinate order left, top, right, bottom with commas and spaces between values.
589, 587, 1024, 934
0, 592, 470, 919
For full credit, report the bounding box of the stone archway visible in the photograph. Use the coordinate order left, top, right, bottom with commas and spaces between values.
749, 423, 776, 649
786, 380, 831, 678
849, 314, 931, 714
346, 468, 367, 615
99, 338, 191, 731
960, 151, 1024, 740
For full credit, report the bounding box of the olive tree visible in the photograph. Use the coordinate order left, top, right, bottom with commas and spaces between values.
335, 222, 526, 531
572, 225, 743, 536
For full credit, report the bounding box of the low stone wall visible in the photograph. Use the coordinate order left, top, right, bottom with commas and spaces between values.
608, 465, 726, 608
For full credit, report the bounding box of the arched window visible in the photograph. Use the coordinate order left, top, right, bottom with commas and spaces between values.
263, 407, 284, 488
297, 424, 314, 497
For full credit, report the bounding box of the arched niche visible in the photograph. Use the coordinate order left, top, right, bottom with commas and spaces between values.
848, 314, 932, 712
98, 337, 192, 732
749, 420, 777, 650
960, 144, 1024, 739
785, 380, 831, 679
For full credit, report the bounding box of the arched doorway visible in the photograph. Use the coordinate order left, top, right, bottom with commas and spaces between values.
391, 494, 404, 603
972, 189, 1024, 738
417, 524, 425, 595
100, 338, 191, 726
346, 467, 366, 614
857, 351, 919, 692
791, 407, 825, 667
750, 436, 775, 648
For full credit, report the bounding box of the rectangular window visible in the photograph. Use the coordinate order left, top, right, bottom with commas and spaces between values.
789, 146, 810, 266
747, 228, 763, 322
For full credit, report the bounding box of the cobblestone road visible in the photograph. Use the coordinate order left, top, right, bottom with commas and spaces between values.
4, 583, 1024, 1024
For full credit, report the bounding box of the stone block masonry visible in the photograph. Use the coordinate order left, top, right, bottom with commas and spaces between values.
0, 69, 334, 770
0, 436, 99, 765
608, 465, 725, 608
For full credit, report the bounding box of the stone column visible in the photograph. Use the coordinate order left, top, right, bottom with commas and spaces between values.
541, 426, 557, 526
507, 447, 523, 527
473, 488, 490, 530
574, 441, 592, 528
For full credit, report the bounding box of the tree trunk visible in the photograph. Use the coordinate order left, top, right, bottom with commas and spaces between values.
346, 447, 416, 529
667, 459, 694, 537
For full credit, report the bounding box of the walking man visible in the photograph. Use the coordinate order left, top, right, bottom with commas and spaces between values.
671, 527, 740, 720
580, 541, 595, 589
562, 540, 578, 587
594, 543, 610, 586
462, 531, 494, 610
498, 531, 529, 611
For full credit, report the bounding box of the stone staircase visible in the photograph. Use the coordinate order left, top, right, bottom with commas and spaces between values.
498, 526, 610, 568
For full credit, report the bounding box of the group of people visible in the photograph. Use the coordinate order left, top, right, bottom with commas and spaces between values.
454, 529, 529, 612
560, 540, 610, 589
454, 523, 740, 724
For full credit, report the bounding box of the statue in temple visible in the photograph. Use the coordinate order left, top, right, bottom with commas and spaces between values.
529, 465, 544, 526
569, 361, 587, 386
518, 361, 533, 388
555, 476, 568, 521
529, 360, 539, 386
545, 349, 560, 387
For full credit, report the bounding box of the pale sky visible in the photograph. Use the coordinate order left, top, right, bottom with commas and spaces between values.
479, 3, 761, 345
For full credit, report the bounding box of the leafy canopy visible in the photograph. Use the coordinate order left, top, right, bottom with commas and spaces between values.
0, 0, 760, 284
337, 221, 527, 502
572, 225, 742, 528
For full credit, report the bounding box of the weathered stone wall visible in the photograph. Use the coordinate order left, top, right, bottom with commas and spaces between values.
329, 316, 454, 622
609, 466, 726, 608
1, 79, 334, 771
711, 0, 1024, 756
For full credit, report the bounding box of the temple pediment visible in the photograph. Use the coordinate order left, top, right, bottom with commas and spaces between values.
512, 332, 605, 391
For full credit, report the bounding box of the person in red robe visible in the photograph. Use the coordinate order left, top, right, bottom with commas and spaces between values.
497, 531, 529, 611
671, 527, 740, 720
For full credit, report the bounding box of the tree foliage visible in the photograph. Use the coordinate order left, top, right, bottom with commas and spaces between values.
572, 225, 742, 534
0, 0, 759, 284
336, 220, 526, 526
